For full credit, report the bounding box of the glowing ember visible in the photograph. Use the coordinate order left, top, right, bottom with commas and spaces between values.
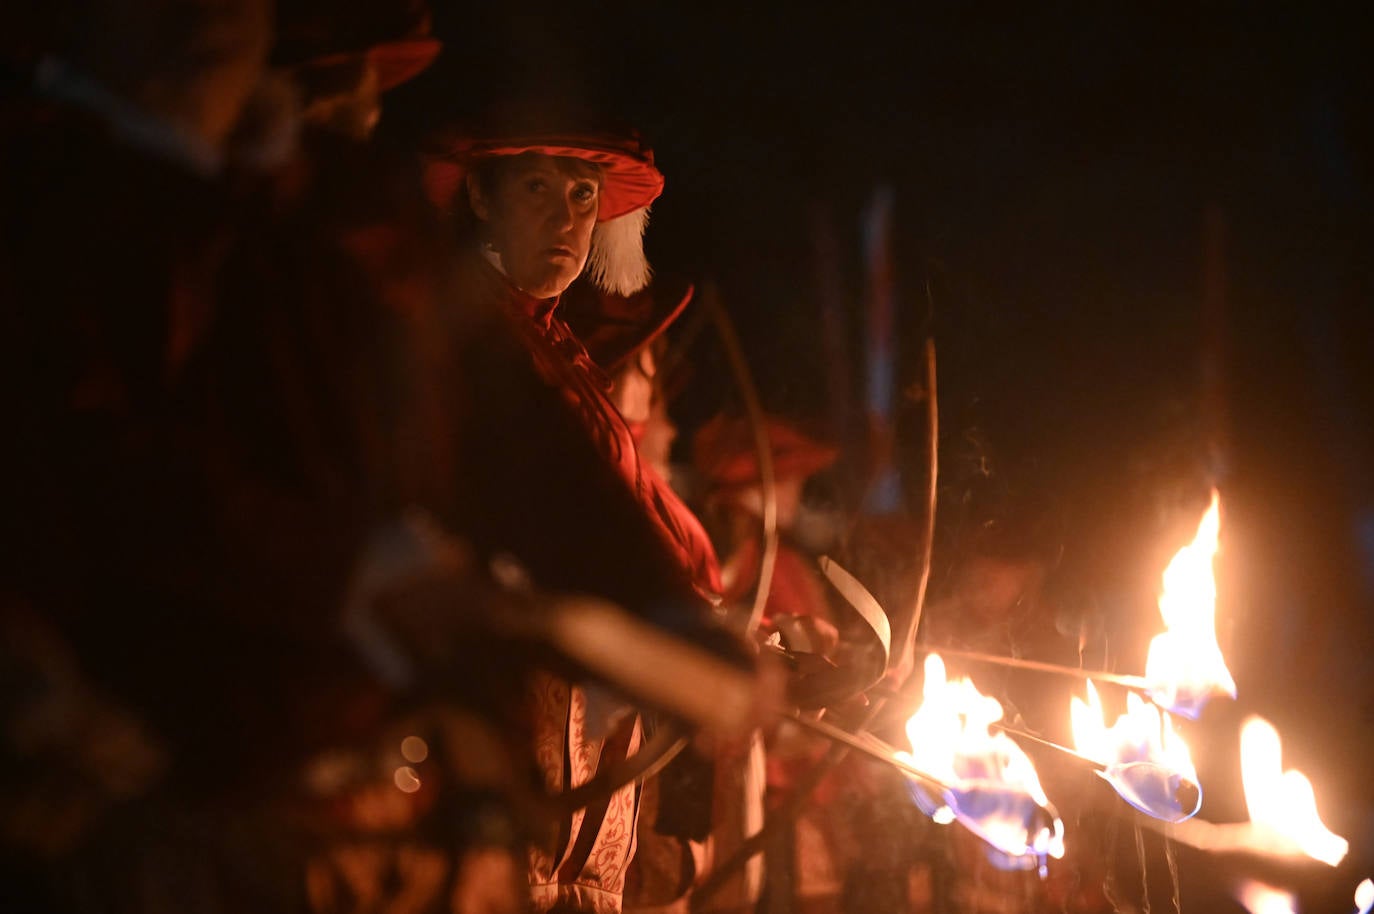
1144, 491, 1237, 718
898, 654, 1066, 874
1070, 681, 1201, 821
1240, 715, 1348, 866
1236, 880, 1298, 914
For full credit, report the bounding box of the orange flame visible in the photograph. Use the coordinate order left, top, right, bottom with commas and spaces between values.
1071, 681, 1201, 821
1241, 715, 1348, 866
1144, 491, 1236, 718
898, 654, 1066, 871
1235, 880, 1298, 914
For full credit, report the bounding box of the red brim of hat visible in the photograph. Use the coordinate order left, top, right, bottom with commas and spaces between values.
423, 136, 664, 221
694, 417, 840, 488
616, 281, 692, 368
564, 280, 694, 372
704, 446, 840, 489
368, 38, 441, 91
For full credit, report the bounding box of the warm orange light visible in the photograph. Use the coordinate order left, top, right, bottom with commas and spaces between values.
1071, 681, 1200, 821
1235, 880, 1297, 914
400, 735, 429, 764
1144, 491, 1236, 718
1240, 715, 1347, 866
898, 654, 1065, 872
393, 766, 422, 794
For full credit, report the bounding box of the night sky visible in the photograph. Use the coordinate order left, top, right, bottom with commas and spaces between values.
390, 6, 1372, 908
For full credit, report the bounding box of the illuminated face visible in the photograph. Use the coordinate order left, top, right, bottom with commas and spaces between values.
469, 154, 601, 299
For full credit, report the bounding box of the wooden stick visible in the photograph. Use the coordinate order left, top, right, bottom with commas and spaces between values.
913, 645, 1155, 693
786, 709, 1105, 777
704, 283, 777, 637
896, 337, 938, 681
989, 722, 1106, 771
780, 711, 951, 790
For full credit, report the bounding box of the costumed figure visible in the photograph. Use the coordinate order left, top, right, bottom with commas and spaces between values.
2, 4, 751, 912
692, 415, 879, 914
693, 414, 842, 652
422, 113, 748, 914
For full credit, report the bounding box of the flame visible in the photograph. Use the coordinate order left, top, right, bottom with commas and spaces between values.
898, 654, 1066, 871
1144, 491, 1237, 718
1240, 715, 1348, 866
1070, 681, 1201, 821
1355, 878, 1374, 914
1236, 880, 1298, 914
1072, 681, 1195, 775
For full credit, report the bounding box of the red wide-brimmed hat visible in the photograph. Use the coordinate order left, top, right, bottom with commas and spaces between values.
559, 275, 694, 372
272, 0, 441, 92
693, 414, 840, 489
366, 39, 442, 91
423, 122, 665, 297
420, 129, 663, 222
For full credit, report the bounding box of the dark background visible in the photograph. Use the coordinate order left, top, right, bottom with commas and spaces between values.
390, 5, 1373, 910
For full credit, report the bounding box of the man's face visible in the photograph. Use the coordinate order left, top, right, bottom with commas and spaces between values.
470, 154, 600, 299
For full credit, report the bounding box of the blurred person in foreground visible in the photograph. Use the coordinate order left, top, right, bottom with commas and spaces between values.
0, 0, 276, 909
209, 15, 759, 914
1, 6, 756, 914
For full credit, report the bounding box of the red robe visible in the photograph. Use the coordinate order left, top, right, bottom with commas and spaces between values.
474, 258, 721, 601
452, 253, 725, 913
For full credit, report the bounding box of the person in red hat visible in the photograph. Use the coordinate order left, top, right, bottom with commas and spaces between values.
693, 413, 842, 642
424, 116, 662, 291
266, 0, 441, 141
693, 416, 879, 914
423, 120, 736, 914
1, 8, 750, 911
421, 121, 721, 598
224, 0, 443, 174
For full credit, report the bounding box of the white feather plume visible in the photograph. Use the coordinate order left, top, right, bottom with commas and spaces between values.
587, 207, 652, 296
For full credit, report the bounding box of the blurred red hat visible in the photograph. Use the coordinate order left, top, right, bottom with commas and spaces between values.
559, 276, 693, 373
272, 0, 441, 91
693, 414, 839, 489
